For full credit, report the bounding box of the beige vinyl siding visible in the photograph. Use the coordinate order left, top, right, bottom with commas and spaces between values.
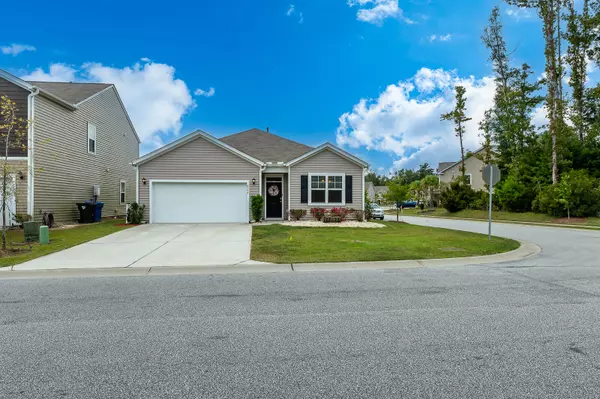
138, 135, 260, 222
439, 156, 486, 191
5, 159, 28, 216
289, 149, 364, 216
33, 88, 139, 222
0, 77, 29, 157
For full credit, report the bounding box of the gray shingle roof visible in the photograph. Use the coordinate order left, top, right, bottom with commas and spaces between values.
220, 128, 312, 163
437, 162, 455, 173
27, 81, 112, 104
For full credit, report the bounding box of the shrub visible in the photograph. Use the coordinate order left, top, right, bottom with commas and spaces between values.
533, 170, 600, 217
329, 207, 350, 221
323, 216, 342, 223
289, 209, 307, 221
495, 174, 536, 212
14, 213, 32, 227
311, 207, 326, 221
250, 195, 264, 222
127, 202, 146, 224
354, 210, 364, 222
440, 179, 476, 213
364, 198, 373, 221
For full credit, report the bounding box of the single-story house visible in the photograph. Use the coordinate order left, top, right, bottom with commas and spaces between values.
132, 128, 368, 223
437, 148, 486, 191
365, 182, 389, 204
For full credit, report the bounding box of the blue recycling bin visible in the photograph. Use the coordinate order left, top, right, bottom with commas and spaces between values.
94, 202, 104, 222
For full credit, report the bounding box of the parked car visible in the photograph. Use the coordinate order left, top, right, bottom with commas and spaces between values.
397, 200, 418, 208
371, 204, 385, 220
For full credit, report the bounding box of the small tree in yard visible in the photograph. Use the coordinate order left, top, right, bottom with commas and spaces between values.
0, 96, 28, 251
441, 86, 472, 178
385, 183, 409, 222
250, 195, 264, 222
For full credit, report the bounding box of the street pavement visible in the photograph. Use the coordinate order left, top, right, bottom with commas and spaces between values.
1, 218, 600, 398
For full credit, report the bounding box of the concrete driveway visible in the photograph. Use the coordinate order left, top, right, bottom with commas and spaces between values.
14, 224, 252, 270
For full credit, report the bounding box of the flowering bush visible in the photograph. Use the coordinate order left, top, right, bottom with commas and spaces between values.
329, 207, 350, 221
310, 207, 326, 221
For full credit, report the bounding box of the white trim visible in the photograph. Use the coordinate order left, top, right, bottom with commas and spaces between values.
286, 143, 368, 168
135, 166, 139, 203
148, 179, 250, 224
6, 157, 28, 161
133, 130, 265, 167
0, 69, 34, 91
362, 168, 366, 211
308, 173, 346, 206
465, 173, 473, 186
287, 166, 291, 221
264, 165, 288, 173
27, 88, 39, 216
119, 180, 126, 204
87, 122, 97, 155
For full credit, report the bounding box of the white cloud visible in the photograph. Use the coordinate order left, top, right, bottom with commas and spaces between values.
21, 63, 77, 81
21, 60, 195, 149
1, 43, 36, 56
286, 4, 295, 16
505, 7, 533, 21
348, 0, 414, 25
286, 4, 303, 23
336, 68, 498, 170
194, 87, 215, 97
299, 12, 304, 24
428, 33, 452, 43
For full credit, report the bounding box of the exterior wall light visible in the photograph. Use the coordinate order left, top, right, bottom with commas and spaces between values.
142, 177, 147, 185
252, 178, 257, 185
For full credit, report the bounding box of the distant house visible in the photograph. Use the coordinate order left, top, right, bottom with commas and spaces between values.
0, 69, 140, 223
365, 181, 389, 204
437, 148, 486, 191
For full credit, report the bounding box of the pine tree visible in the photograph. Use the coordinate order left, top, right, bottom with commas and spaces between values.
441, 86, 472, 178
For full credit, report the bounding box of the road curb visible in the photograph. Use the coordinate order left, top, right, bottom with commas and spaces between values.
0, 241, 540, 279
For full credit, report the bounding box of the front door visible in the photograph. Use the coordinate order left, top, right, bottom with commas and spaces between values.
266, 182, 283, 219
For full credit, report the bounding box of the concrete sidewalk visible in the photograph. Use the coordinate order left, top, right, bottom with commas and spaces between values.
0, 240, 540, 279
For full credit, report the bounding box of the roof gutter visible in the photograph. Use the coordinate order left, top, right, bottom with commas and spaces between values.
27, 87, 40, 216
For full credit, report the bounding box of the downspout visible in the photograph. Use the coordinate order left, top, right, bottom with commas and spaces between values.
26, 87, 39, 217
287, 165, 291, 221
362, 168, 366, 211
259, 165, 266, 220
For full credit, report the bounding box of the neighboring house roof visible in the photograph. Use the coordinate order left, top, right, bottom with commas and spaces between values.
220, 128, 313, 163
365, 181, 375, 192
374, 186, 389, 196
26, 81, 112, 105
437, 162, 454, 173
132, 129, 264, 167
437, 147, 485, 174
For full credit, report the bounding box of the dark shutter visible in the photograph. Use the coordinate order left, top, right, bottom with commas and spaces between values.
345, 175, 353, 204
300, 175, 308, 203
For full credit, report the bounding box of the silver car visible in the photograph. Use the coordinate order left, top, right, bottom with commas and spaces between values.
371, 204, 385, 220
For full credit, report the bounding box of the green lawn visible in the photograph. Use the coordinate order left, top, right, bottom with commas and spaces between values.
251, 222, 519, 264
0, 219, 135, 268
386, 208, 600, 228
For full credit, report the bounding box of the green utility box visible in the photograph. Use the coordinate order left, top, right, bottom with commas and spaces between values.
39, 225, 49, 245
24, 221, 42, 242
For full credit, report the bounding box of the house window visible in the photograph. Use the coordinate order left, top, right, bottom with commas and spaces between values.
120, 181, 126, 204
88, 122, 97, 154
466, 174, 472, 186
309, 173, 344, 204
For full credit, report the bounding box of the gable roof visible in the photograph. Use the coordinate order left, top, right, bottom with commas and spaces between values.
132, 130, 264, 167
437, 147, 485, 174
287, 142, 368, 168
26, 81, 112, 105
220, 128, 312, 163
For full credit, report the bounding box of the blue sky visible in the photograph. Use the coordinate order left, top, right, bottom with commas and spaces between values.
1, 0, 573, 172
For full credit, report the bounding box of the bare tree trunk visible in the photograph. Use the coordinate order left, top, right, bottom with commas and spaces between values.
459, 125, 466, 178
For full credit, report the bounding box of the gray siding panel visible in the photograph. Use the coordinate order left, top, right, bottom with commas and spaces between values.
33, 88, 139, 222
0, 77, 29, 157
289, 149, 364, 215
138, 136, 260, 222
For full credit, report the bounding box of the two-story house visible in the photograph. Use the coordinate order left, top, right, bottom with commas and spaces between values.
0, 69, 140, 223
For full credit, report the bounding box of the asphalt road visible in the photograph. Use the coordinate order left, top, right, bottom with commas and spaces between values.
1, 218, 600, 398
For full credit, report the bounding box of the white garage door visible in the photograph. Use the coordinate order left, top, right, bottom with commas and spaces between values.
151, 181, 249, 223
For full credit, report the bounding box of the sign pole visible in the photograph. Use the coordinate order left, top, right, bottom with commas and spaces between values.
488, 166, 493, 241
